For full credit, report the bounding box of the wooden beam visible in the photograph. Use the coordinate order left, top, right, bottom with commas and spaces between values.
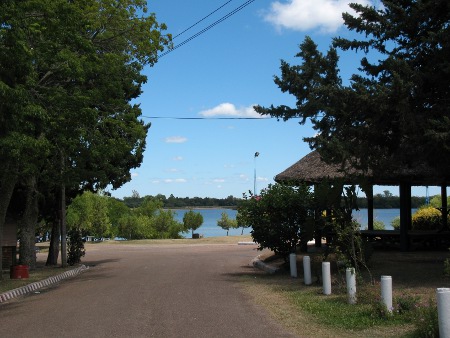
399, 182, 412, 251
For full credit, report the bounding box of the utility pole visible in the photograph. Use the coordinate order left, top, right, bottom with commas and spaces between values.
254, 152, 259, 195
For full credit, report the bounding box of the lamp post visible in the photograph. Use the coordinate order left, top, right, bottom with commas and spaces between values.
254, 152, 259, 195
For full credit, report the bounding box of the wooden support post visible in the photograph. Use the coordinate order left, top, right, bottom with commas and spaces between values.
367, 185, 374, 231
442, 186, 448, 230
399, 182, 412, 251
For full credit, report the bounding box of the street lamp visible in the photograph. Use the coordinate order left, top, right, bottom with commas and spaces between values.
254, 152, 259, 195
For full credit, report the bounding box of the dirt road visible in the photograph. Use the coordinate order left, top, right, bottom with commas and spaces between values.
0, 243, 296, 337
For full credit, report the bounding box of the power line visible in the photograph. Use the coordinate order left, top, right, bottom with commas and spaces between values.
173, 0, 234, 40
159, 0, 257, 59
141, 115, 272, 120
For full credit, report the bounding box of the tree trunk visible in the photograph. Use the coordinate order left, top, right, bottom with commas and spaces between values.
46, 219, 60, 266
18, 176, 39, 270
0, 168, 18, 278
60, 184, 67, 267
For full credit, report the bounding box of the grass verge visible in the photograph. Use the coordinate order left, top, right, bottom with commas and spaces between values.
240, 248, 448, 337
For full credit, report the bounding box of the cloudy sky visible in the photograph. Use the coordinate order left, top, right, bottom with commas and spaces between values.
109, 0, 438, 199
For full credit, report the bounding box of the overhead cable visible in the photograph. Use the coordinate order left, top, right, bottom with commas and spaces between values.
173, 0, 234, 40
141, 116, 271, 120
159, 0, 256, 59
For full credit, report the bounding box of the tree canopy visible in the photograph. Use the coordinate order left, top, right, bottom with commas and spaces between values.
255, 0, 450, 175
0, 0, 171, 270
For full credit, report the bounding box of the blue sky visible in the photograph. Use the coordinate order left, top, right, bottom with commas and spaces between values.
109, 0, 440, 200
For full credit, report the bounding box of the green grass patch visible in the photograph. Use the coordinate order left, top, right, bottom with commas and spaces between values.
285, 287, 407, 330
0, 266, 74, 294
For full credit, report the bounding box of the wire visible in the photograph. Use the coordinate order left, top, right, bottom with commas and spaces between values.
141, 115, 272, 120
159, 0, 257, 59
173, 0, 234, 40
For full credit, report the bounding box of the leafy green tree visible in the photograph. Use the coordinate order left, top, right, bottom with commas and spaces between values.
238, 184, 314, 259
183, 209, 204, 238
255, 0, 450, 175
0, 0, 171, 269
66, 192, 111, 238
217, 212, 237, 236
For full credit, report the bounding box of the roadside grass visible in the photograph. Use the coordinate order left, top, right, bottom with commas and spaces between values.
97, 235, 253, 245
240, 248, 449, 337
0, 265, 74, 294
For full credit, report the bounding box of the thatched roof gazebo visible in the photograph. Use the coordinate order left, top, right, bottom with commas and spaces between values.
275, 151, 449, 251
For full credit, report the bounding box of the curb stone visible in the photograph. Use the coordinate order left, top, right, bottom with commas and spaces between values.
0, 264, 89, 304
251, 255, 279, 274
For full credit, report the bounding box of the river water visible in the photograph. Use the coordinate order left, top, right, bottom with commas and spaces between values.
171, 208, 415, 238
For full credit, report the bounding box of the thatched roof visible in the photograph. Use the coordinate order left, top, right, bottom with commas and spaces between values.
275, 151, 449, 186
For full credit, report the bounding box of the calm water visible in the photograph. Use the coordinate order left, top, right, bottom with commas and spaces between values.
171, 208, 413, 238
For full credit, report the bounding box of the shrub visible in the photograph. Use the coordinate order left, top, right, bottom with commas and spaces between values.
411, 300, 439, 338
391, 216, 400, 230
412, 206, 443, 230
238, 183, 314, 260
67, 228, 86, 266
373, 220, 386, 230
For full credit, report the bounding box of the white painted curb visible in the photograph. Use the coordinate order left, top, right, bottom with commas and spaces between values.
0, 265, 89, 304
251, 255, 279, 274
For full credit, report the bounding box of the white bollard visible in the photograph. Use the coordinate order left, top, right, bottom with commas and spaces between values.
346, 268, 357, 304
437, 288, 450, 338
322, 262, 331, 295
289, 253, 297, 278
381, 275, 393, 313
303, 256, 312, 285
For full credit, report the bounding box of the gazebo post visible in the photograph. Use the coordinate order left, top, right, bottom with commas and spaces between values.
400, 182, 412, 251
367, 185, 374, 231
442, 186, 448, 230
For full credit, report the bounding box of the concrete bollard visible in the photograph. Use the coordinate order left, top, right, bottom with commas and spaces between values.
346, 268, 357, 304
322, 262, 331, 295
381, 275, 393, 313
289, 253, 297, 278
437, 288, 450, 338
303, 256, 312, 285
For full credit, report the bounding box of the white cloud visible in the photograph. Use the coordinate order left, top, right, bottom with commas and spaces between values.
163, 178, 187, 183
131, 172, 138, 177
213, 178, 226, 183
165, 136, 187, 143
257, 176, 269, 182
173, 156, 183, 161
198, 103, 265, 118
239, 174, 249, 181
165, 168, 179, 173
264, 0, 371, 33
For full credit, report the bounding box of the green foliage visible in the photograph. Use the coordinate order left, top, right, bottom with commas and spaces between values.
373, 220, 386, 230
430, 195, 450, 209
255, 0, 450, 175
66, 191, 112, 237
412, 206, 446, 230
325, 185, 372, 271
238, 183, 313, 259
67, 228, 85, 266
391, 216, 400, 230
444, 258, 450, 277
182, 209, 204, 238
217, 212, 237, 236
410, 300, 439, 338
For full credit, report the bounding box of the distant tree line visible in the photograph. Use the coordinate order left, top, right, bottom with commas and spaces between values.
123, 191, 241, 209
356, 191, 428, 209
122, 190, 431, 210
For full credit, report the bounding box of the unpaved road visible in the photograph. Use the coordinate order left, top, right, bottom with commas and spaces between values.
0, 243, 296, 337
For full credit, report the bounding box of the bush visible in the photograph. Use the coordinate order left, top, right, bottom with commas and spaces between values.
412, 206, 444, 230
391, 216, 400, 230
411, 300, 439, 338
67, 228, 86, 266
373, 220, 386, 230
238, 183, 314, 259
